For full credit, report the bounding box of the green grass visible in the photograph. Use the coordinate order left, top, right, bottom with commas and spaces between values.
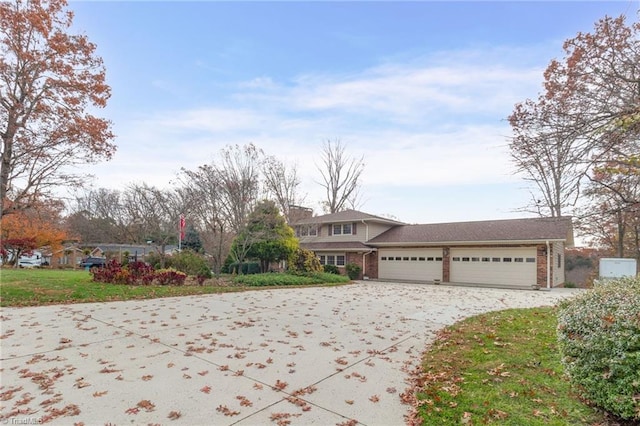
0, 268, 350, 307
413, 307, 605, 425
0, 268, 247, 307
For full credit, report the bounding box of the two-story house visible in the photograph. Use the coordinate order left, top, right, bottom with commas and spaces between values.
292, 209, 574, 289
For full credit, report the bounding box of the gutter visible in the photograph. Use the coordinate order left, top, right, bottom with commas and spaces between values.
546, 240, 551, 289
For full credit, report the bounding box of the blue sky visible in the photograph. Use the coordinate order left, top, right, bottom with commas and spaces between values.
69, 1, 639, 224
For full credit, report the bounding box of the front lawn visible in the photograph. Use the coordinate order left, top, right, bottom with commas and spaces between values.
407, 307, 606, 425
0, 268, 348, 307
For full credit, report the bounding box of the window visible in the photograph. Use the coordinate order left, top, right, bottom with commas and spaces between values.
462, 257, 470, 262
427, 257, 434, 261
503, 257, 512, 262
331, 224, 352, 236
526, 257, 536, 263
557, 254, 562, 268
492, 257, 501, 262
514, 257, 524, 263
295, 225, 317, 237
327, 255, 336, 265
482, 257, 490, 262
418, 257, 426, 261
381, 256, 387, 261
337, 255, 345, 266
472, 257, 480, 262
411, 257, 417, 261
403, 257, 409, 261
395, 257, 402, 261
435, 257, 442, 261
318, 253, 346, 267
453, 257, 460, 261
319, 255, 326, 264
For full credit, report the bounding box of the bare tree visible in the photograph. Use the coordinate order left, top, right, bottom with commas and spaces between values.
0, 0, 115, 217
316, 139, 365, 213
217, 144, 262, 233
123, 183, 183, 267
508, 14, 640, 220
177, 143, 262, 273
262, 155, 305, 223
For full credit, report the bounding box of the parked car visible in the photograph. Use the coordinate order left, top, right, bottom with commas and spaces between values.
80, 257, 107, 269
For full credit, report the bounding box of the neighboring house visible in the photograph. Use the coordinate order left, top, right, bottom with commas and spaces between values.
292, 209, 574, 289
50, 246, 84, 268
86, 244, 169, 261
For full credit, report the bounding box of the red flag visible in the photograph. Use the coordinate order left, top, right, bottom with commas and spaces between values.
179, 214, 186, 240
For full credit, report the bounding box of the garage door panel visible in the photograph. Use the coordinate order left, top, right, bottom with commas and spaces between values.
450, 248, 536, 287
379, 249, 442, 281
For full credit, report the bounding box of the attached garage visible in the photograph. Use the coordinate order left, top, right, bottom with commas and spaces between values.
450, 247, 537, 287
378, 248, 443, 282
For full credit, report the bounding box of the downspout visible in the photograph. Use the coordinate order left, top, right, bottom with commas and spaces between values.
362, 250, 374, 279
546, 240, 551, 290
362, 220, 371, 279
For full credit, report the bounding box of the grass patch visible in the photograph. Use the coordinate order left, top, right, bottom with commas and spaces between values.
0, 269, 349, 307
0, 268, 245, 307
411, 307, 605, 425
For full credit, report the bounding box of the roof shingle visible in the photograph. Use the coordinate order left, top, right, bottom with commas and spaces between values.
368, 217, 573, 245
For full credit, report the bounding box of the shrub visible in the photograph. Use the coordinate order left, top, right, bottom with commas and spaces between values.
170, 250, 212, 278
155, 268, 187, 286
345, 262, 362, 280
557, 276, 640, 421
323, 264, 339, 275
233, 271, 350, 287
127, 261, 155, 285
229, 261, 261, 275
288, 248, 322, 274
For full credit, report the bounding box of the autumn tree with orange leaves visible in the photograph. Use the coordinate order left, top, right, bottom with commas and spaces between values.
0, 200, 68, 265
0, 0, 115, 218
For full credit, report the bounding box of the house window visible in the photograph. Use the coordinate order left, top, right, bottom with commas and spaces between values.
403, 257, 409, 261
308, 226, 317, 236
381, 256, 387, 261
427, 257, 434, 261
462, 257, 470, 262
331, 224, 353, 236
482, 257, 490, 262
452, 257, 460, 261
472, 257, 479, 262
503, 257, 512, 262
526, 257, 536, 263
492, 257, 501, 262
515, 257, 524, 263
418, 257, 426, 261
411, 257, 417, 261
318, 253, 346, 267
435, 257, 442, 261
557, 254, 562, 268
296, 225, 317, 237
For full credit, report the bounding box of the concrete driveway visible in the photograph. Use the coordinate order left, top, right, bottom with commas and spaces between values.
0, 282, 581, 425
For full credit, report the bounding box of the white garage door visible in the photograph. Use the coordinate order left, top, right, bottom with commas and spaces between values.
379, 249, 443, 282
450, 248, 537, 287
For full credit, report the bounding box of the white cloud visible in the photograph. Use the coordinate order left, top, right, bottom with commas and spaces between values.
92, 44, 544, 206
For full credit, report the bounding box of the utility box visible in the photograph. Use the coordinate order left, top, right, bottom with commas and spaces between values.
599, 258, 638, 279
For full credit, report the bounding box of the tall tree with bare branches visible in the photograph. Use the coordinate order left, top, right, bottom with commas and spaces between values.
316, 139, 365, 214
262, 155, 305, 223
0, 0, 115, 217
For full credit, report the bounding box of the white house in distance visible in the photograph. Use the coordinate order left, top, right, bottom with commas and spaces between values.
291, 209, 574, 289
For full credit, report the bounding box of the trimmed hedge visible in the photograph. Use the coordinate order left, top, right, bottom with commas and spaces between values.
233, 272, 349, 287
557, 276, 640, 421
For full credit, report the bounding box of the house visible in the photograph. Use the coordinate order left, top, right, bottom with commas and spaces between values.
292, 209, 574, 289
50, 246, 84, 268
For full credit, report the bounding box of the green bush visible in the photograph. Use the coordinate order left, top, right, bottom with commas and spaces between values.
288, 248, 322, 274
323, 264, 339, 274
229, 261, 261, 275
170, 250, 212, 278
233, 272, 349, 287
345, 262, 361, 280
557, 276, 640, 421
